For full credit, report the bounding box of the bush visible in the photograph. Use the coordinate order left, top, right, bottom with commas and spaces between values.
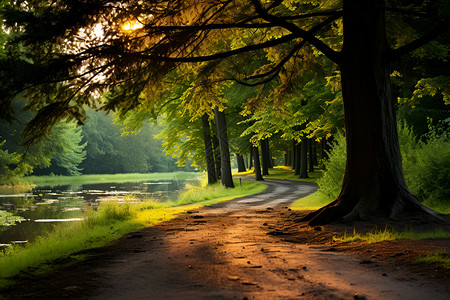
318, 123, 450, 212
316, 134, 346, 201
401, 123, 450, 210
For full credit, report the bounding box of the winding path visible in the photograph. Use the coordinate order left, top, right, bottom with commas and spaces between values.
4, 179, 449, 299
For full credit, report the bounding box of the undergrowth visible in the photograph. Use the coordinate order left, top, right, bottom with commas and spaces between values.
333, 226, 450, 244
414, 250, 450, 269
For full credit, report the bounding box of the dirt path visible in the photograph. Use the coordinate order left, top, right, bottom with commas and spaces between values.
3, 179, 450, 299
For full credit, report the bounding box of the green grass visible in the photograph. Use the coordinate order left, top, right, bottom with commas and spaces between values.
333, 227, 450, 244
414, 250, 450, 269
290, 191, 331, 210
0, 178, 265, 286
236, 166, 322, 183
22, 172, 201, 187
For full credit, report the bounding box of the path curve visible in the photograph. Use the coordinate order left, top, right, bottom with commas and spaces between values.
4, 179, 449, 300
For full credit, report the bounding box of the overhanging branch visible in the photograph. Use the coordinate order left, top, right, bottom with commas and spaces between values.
391, 17, 450, 60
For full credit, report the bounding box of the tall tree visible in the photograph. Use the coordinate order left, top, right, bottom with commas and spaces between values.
201, 114, 218, 184
214, 107, 234, 188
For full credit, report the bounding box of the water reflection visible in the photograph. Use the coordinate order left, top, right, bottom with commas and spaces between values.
0, 179, 195, 244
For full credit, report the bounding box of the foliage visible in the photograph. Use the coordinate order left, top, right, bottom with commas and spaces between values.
316, 133, 346, 201
80, 109, 185, 174
0, 210, 24, 232
401, 121, 450, 209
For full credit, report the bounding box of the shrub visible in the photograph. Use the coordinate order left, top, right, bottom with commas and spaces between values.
318, 123, 450, 212
316, 133, 346, 201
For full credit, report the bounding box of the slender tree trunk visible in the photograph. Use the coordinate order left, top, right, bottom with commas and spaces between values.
303, 0, 437, 225
249, 146, 254, 169
261, 139, 270, 176
308, 138, 315, 173
214, 107, 234, 188
236, 153, 246, 172
212, 130, 221, 181
201, 114, 218, 185
253, 145, 263, 181
299, 141, 309, 179
294, 141, 300, 175
284, 153, 288, 166
312, 141, 318, 166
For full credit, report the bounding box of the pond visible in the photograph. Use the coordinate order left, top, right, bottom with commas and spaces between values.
0, 178, 199, 245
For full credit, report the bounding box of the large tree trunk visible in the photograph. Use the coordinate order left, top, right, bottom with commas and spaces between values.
253, 145, 264, 181
261, 139, 270, 176
201, 114, 218, 185
303, 0, 437, 225
236, 153, 246, 172
214, 107, 234, 188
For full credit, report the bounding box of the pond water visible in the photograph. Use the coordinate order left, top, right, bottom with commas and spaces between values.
0, 179, 198, 244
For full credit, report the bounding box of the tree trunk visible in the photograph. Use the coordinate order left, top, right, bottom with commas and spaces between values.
253, 145, 264, 181
261, 139, 270, 176
294, 141, 300, 175
249, 146, 253, 169
308, 138, 315, 173
299, 141, 308, 179
201, 114, 218, 185
236, 153, 246, 172
214, 107, 234, 188
303, 0, 437, 225
212, 130, 221, 181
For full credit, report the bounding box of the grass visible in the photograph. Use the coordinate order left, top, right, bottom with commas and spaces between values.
22, 172, 201, 187
236, 166, 322, 183
414, 250, 450, 269
0, 178, 266, 286
333, 226, 450, 244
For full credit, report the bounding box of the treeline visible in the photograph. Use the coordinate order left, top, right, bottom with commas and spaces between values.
0, 101, 191, 183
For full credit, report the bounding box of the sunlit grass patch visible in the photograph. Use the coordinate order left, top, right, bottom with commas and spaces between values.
414, 250, 450, 269
236, 166, 322, 183
290, 191, 331, 211
333, 227, 450, 244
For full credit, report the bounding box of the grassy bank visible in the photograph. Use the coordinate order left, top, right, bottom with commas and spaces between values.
0, 179, 266, 286
22, 172, 200, 187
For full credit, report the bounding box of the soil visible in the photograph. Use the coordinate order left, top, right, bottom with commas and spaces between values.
2, 179, 449, 300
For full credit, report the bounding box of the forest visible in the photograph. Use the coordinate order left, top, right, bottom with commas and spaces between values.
1, 0, 448, 225
0, 0, 449, 298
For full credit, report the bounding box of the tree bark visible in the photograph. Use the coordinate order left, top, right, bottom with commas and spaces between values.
201, 114, 218, 185
249, 146, 253, 169
261, 139, 270, 176
294, 141, 300, 175
212, 129, 221, 181
236, 153, 246, 173
308, 138, 315, 173
214, 107, 234, 188
303, 0, 438, 225
299, 141, 309, 179
253, 145, 264, 181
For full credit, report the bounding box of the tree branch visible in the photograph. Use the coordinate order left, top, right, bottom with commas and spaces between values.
249, 0, 341, 64
390, 17, 450, 60
131, 33, 298, 63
